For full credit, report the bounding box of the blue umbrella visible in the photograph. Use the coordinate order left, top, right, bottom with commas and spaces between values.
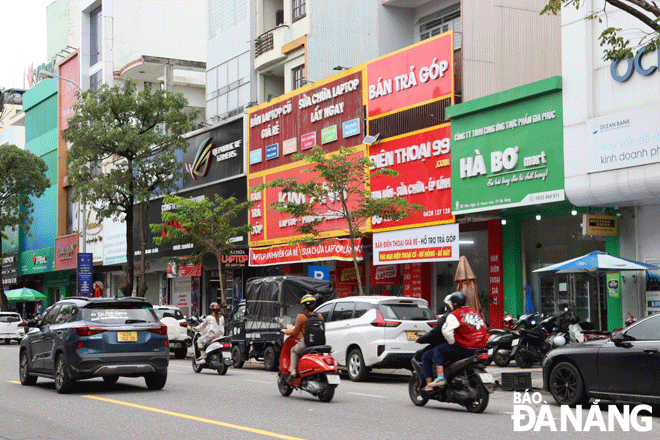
532, 251, 660, 274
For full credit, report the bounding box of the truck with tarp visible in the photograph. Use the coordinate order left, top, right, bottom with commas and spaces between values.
226, 275, 335, 371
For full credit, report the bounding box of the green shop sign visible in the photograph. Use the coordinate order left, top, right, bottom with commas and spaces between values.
448, 77, 565, 214
19, 247, 55, 275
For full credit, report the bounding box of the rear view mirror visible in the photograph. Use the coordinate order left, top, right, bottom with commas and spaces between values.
24, 318, 38, 330
611, 331, 624, 342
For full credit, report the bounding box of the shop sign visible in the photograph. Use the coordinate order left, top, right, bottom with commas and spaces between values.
248, 147, 366, 247
76, 253, 93, 297
335, 260, 365, 298
55, 234, 78, 271
248, 71, 363, 174
370, 262, 400, 286
102, 215, 127, 265
450, 81, 564, 214
249, 238, 363, 267
610, 45, 658, 82
342, 118, 361, 138
265, 143, 279, 160
58, 53, 79, 132
372, 224, 459, 265
19, 248, 55, 275
586, 103, 660, 173
283, 138, 297, 155
402, 263, 422, 298
2, 252, 18, 286
369, 125, 453, 230
182, 120, 244, 190
221, 248, 249, 268
583, 214, 618, 236
366, 32, 454, 118
309, 265, 330, 281
166, 260, 202, 278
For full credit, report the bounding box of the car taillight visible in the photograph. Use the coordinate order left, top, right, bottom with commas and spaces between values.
180, 322, 188, 328
148, 324, 168, 335
371, 310, 401, 327
74, 326, 106, 337
18, 322, 25, 328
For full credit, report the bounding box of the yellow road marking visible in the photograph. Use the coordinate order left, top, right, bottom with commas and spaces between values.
83, 395, 306, 440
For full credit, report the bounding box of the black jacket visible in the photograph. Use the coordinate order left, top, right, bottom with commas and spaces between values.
416, 311, 450, 347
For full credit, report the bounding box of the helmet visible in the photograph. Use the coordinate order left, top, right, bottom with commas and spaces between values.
210, 302, 220, 311
301, 294, 316, 307
444, 292, 467, 310
503, 314, 514, 322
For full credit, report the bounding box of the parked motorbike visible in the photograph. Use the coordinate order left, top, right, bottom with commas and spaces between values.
486, 315, 520, 367
511, 310, 570, 368
409, 347, 495, 413
277, 333, 340, 402
191, 327, 232, 375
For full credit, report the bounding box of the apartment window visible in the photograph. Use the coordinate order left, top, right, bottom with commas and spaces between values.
209, 0, 248, 40
89, 71, 103, 91
420, 10, 461, 49
90, 6, 102, 66
292, 65, 305, 90
292, 0, 306, 22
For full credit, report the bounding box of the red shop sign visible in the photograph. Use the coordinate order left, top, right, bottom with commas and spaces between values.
54, 234, 78, 271
369, 125, 454, 231
249, 238, 363, 267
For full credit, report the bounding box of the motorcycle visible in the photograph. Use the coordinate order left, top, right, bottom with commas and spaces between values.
409, 347, 495, 413
486, 315, 520, 367
277, 333, 340, 402
191, 327, 232, 375
510, 311, 569, 368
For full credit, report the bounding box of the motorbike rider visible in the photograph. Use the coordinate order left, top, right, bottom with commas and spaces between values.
194, 302, 225, 361
416, 295, 452, 392
428, 291, 489, 388
282, 294, 322, 381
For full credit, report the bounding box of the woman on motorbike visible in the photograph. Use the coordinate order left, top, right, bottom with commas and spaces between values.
194, 302, 225, 361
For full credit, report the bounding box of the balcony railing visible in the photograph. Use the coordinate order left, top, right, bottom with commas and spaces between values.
255, 32, 274, 57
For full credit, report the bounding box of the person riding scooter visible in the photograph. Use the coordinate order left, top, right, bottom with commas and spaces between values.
281, 294, 323, 382
416, 296, 452, 392
428, 291, 489, 390
194, 302, 225, 362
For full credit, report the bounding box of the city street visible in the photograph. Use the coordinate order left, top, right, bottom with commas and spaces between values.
1, 343, 658, 440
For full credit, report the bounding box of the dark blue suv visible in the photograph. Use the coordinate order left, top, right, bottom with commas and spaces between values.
19, 296, 169, 393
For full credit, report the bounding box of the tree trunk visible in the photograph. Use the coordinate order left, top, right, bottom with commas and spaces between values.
342, 198, 364, 296
216, 254, 226, 307
122, 176, 135, 297
0, 236, 7, 311
138, 202, 149, 297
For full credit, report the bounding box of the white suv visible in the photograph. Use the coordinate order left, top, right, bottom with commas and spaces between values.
315, 296, 436, 381
0, 312, 26, 344
153, 305, 190, 359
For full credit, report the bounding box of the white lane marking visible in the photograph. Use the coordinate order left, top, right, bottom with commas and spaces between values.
346, 392, 387, 399
245, 379, 271, 384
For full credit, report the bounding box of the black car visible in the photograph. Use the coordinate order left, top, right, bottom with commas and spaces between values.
543, 313, 660, 406
19, 296, 169, 393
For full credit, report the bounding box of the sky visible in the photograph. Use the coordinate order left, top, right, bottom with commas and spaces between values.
0, 0, 53, 90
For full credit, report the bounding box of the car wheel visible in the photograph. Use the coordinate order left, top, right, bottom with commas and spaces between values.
263, 346, 278, 371
231, 345, 245, 369
347, 348, 368, 382
174, 346, 188, 359
549, 361, 589, 406
493, 347, 511, 367
192, 356, 203, 373
145, 372, 167, 390
278, 374, 293, 397
103, 376, 119, 384
408, 373, 429, 407
55, 354, 75, 394
19, 350, 37, 386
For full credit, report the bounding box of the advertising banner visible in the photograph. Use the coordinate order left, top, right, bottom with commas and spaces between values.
587, 103, 660, 173
54, 234, 78, 271
372, 224, 459, 265
249, 238, 363, 267
221, 248, 249, 268
58, 53, 79, 132
102, 215, 127, 265
248, 72, 363, 174
583, 214, 618, 236
76, 253, 93, 297
248, 146, 367, 247
2, 252, 18, 287
19, 248, 55, 275
402, 263, 423, 298
450, 79, 564, 214
369, 125, 453, 231
369, 262, 400, 286
335, 260, 365, 298
366, 32, 454, 119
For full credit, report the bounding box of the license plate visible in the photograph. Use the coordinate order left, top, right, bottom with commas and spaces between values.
222, 351, 232, 359
479, 373, 495, 384
117, 331, 137, 342
512, 338, 519, 346
326, 374, 340, 385
488, 348, 494, 355
407, 331, 423, 341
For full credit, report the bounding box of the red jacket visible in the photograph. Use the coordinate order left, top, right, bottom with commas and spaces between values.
445, 307, 489, 349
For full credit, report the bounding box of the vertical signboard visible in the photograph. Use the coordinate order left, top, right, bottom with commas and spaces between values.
76, 253, 93, 297
58, 53, 79, 131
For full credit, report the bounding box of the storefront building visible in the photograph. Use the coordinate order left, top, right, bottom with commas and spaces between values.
560, 2, 660, 327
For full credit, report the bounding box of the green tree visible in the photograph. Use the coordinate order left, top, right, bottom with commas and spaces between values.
149, 194, 252, 306
0, 145, 50, 311
63, 79, 198, 297
252, 145, 424, 296
542, 0, 660, 60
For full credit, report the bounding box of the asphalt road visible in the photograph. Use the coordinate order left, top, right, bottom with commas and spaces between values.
0, 343, 658, 440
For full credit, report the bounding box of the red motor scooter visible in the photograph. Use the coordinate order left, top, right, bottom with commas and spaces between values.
277, 334, 340, 402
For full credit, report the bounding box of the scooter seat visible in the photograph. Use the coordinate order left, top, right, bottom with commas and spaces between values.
301, 345, 332, 355
445, 355, 479, 376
